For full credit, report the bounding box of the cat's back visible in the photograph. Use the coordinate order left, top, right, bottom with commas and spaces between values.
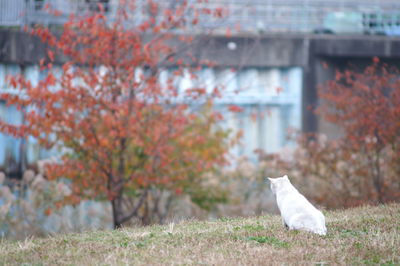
277, 188, 320, 216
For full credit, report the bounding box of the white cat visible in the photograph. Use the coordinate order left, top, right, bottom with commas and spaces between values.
268, 175, 327, 235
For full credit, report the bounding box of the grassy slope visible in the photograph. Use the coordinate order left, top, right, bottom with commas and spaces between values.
1, 203, 399, 265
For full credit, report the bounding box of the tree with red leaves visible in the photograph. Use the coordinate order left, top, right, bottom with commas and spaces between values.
317, 58, 400, 204
0, 1, 234, 228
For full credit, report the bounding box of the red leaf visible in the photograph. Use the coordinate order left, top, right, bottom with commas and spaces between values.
44, 208, 52, 216
48, 50, 55, 61
175, 188, 183, 195
228, 105, 243, 113
225, 28, 231, 38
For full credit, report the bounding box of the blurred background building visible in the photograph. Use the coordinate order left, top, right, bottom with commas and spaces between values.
2, 0, 400, 35
1, 0, 400, 177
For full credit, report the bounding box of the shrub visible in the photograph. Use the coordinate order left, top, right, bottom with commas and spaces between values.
0, 165, 112, 239
255, 59, 400, 208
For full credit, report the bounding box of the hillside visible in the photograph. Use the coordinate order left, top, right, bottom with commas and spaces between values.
1, 203, 399, 265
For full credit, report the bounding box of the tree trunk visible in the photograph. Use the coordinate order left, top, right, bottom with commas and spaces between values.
111, 196, 124, 229
373, 174, 383, 204
373, 151, 384, 204
110, 188, 150, 228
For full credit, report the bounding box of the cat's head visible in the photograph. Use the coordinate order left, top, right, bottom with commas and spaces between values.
267, 175, 290, 194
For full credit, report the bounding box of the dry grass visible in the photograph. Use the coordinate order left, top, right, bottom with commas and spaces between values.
1, 203, 399, 265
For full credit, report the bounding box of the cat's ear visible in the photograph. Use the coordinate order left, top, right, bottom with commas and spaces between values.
283, 175, 289, 180
267, 177, 274, 183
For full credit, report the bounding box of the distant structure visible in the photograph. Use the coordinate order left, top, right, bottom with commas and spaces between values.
1, 0, 400, 35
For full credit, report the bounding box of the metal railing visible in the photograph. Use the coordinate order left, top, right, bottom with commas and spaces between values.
1, 0, 400, 34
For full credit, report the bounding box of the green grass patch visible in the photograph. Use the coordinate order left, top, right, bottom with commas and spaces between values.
0, 203, 399, 265
233, 223, 265, 232
246, 236, 290, 248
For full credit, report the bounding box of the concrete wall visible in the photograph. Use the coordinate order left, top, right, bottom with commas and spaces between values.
2, 29, 400, 136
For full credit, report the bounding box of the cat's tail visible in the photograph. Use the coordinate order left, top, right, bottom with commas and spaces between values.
311, 218, 327, 235
314, 226, 327, 236
289, 213, 327, 235
317, 212, 327, 235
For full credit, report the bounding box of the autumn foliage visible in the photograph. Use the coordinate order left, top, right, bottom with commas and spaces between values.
318, 58, 400, 203
278, 59, 400, 208
0, 1, 234, 228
